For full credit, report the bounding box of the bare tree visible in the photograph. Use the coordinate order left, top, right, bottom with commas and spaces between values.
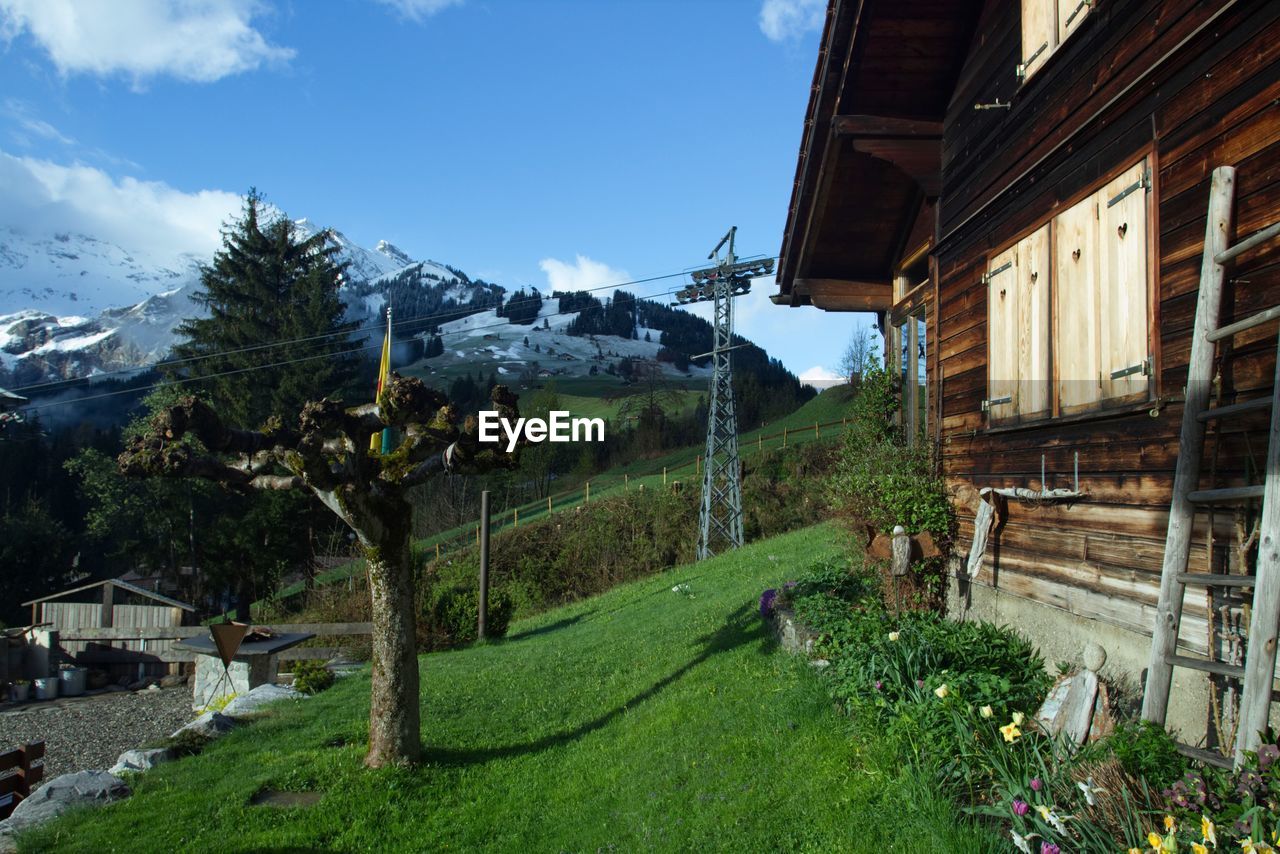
838, 326, 882, 384
118, 374, 519, 767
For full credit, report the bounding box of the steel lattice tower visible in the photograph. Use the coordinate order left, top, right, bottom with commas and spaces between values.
676, 227, 773, 559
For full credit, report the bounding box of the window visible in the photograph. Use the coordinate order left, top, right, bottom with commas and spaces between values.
892, 254, 929, 443
1019, 0, 1093, 81
987, 158, 1150, 424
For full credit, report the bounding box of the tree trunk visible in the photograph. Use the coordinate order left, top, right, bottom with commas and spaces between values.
363, 529, 421, 767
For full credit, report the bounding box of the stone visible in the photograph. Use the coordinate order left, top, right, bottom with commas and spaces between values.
221, 683, 305, 718
126, 678, 155, 691
192, 655, 278, 710
170, 711, 236, 740
146, 684, 160, 692
1082, 642, 1107, 673
159, 674, 188, 689
109, 748, 174, 776
0, 771, 130, 839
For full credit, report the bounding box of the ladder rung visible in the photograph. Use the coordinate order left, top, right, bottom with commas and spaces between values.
1177, 572, 1256, 588
1197, 396, 1273, 422
1169, 654, 1245, 679
1207, 305, 1280, 343
1187, 485, 1265, 503
1176, 741, 1233, 769
1214, 219, 1280, 266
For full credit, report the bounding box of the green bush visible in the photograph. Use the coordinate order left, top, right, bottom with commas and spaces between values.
291, 660, 335, 695
1107, 719, 1186, 790
422, 585, 515, 648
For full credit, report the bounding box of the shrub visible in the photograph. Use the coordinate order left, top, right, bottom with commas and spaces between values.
291, 660, 335, 695
1107, 719, 1186, 790
421, 585, 515, 649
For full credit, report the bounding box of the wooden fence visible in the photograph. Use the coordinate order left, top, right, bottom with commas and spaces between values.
55, 623, 373, 667
0, 741, 44, 820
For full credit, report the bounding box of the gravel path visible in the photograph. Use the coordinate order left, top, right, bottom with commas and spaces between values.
0, 687, 193, 784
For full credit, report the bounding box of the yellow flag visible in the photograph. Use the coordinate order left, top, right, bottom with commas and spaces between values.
370, 310, 391, 454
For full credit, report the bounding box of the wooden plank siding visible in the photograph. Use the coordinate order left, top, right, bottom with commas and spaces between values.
936, 0, 1280, 645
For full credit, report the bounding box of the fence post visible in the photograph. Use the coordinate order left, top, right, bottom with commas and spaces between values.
514, 507, 519, 527
478, 491, 490, 640
435, 542, 440, 561
663, 467, 667, 485
625, 473, 629, 491
815, 421, 819, 439
783, 427, 788, 447
548, 495, 552, 514
586, 482, 591, 504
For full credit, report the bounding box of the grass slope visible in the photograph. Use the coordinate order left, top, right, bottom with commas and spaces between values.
81, 524, 1000, 852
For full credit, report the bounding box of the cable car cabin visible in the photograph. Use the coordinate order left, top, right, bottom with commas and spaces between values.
773, 0, 1280, 755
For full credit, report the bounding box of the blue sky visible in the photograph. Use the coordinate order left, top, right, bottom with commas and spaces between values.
0, 0, 869, 380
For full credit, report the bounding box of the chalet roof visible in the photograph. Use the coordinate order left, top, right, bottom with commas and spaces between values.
22, 577, 196, 611
774, 0, 979, 311
0, 387, 26, 410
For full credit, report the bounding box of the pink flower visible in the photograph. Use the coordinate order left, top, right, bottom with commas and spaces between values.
1040, 843, 1059, 854
1029, 778, 1042, 792
1012, 799, 1029, 816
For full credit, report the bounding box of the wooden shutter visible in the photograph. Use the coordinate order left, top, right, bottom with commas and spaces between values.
1020, 0, 1054, 79
987, 244, 1019, 423
1098, 160, 1150, 402
1016, 225, 1051, 417
1054, 192, 1101, 413
1058, 0, 1091, 44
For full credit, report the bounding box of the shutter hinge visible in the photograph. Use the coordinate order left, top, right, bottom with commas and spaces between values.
1110, 355, 1153, 380
985, 261, 1013, 284
1065, 0, 1091, 28
1016, 42, 1049, 80
982, 396, 1013, 412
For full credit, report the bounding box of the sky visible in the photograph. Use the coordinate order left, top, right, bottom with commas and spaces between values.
0, 0, 870, 382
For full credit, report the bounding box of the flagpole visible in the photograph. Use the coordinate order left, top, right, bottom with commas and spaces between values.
380, 304, 392, 455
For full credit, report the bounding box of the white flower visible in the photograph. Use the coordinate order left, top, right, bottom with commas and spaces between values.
1076, 777, 1103, 807
888, 631, 900, 642
1010, 830, 1034, 854
934, 684, 950, 699
979, 705, 994, 718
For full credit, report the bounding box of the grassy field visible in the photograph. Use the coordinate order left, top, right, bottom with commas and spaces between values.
24, 524, 1000, 853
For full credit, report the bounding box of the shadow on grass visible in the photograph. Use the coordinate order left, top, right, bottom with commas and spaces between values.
422, 603, 766, 768
505, 610, 595, 642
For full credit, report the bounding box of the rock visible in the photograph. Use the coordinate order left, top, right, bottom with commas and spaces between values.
221, 683, 305, 719
159, 674, 188, 689
0, 771, 130, 839
108, 748, 174, 776
170, 711, 236, 740
146, 684, 160, 692
1082, 642, 1107, 673
126, 678, 155, 691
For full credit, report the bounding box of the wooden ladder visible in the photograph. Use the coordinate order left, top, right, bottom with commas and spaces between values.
1142, 165, 1280, 768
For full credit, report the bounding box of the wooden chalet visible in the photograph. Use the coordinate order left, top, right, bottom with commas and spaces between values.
776, 0, 1280, 751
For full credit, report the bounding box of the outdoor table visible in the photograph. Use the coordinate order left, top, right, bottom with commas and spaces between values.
176, 632, 315, 710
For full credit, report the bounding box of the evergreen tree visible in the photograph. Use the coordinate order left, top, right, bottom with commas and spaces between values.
168, 190, 358, 429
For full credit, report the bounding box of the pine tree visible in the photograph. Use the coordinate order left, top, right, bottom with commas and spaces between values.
168, 190, 357, 428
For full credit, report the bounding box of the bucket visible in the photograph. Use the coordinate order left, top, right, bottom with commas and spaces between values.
58, 666, 87, 697
33, 677, 59, 701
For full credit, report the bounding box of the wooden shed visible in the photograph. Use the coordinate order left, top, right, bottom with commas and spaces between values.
22, 579, 195, 676
774, 0, 1279, 759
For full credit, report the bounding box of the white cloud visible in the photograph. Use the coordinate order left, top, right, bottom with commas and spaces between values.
3, 100, 74, 146
539, 254, 631, 295
0, 0, 295, 85
0, 150, 241, 263
758, 0, 824, 42
372, 0, 464, 22
799, 365, 842, 382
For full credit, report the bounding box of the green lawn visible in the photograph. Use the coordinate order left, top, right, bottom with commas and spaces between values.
23, 524, 998, 853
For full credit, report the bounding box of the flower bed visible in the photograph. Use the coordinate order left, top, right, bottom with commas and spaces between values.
766, 557, 1280, 852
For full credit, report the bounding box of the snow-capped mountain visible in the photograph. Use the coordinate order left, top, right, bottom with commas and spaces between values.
0, 220, 495, 388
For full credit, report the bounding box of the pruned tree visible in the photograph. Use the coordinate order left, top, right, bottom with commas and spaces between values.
118, 374, 520, 767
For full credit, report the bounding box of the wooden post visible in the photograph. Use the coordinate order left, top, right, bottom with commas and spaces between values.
1236, 328, 1280, 762
478, 491, 490, 640
514, 507, 519, 527
663, 467, 667, 485
783, 427, 788, 447
435, 542, 440, 561
548, 496, 552, 514
814, 421, 819, 439
1143, 166, 1235, 726
100, 582, 114, 629
625, 473, 629, 491
585, 482, 590, 504
758, 434, 762, 452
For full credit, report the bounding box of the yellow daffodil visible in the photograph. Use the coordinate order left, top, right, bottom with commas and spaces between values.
1000, 721, 1022, 742
980, 705, 994, 718
934, 684, 949, 699
1201, 815, 1216, 845
1128, 848, 1141, 854
1149, 831, 1163, 848
888, 631, 900, 641
1012, 711, 1025, 726
1192, 844, 1208, 854
1165, 815, 1177, 832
